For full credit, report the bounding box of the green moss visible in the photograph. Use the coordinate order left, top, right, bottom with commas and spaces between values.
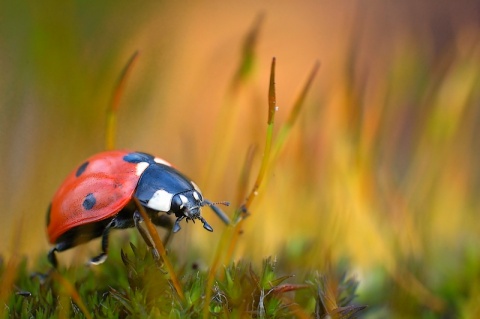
2, 244, 364, 318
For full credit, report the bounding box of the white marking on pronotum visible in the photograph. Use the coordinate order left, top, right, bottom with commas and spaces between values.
191, 181, 202, 195
147, 189, 173, 212
154, 157, 171, 166
192, 191, 200, 201
135, 162, 150, 176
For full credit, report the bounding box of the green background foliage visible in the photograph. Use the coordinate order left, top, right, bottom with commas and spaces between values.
1, 1, 480, 317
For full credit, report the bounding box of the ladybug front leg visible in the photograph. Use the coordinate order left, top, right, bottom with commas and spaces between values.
149, 213, 174, 246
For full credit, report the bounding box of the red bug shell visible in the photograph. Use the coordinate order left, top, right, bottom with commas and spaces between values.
47, 150, 144, 244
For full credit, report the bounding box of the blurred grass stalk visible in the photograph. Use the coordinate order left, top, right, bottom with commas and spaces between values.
2, 4, 480, 317
322, 27, 480, 314
201, 18, 265, 316
202, 45, 320, 316
200, 14, 480, 316
0, 219, 23, 319
202, 14, 263, 191
105, 51, 140, 151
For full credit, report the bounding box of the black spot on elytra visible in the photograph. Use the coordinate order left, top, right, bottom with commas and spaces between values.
123, 152, 154, 164
83, 193, 96, 210
46, 203, 52, 226
76, 161, 89, 177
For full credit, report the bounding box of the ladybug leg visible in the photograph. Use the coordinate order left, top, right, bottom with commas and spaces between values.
47, 240, 76, 268
133, 211, 161, 264
89, 219, 118, 265
150, 213, 174, 246
47, 247, 59, 268
173, 216, 186, 233
198, 216, 214, 232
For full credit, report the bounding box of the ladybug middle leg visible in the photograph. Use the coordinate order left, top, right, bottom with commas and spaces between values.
88, 218, 123, 265
87, 209, 173, 266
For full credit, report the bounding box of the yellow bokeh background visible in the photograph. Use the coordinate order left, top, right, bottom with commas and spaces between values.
1, 1, 480, 316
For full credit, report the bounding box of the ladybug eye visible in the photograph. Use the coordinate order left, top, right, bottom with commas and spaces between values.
171, 195, 184, 213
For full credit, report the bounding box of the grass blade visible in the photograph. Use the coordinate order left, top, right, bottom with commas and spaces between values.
133, 197, 185, 301
105, 51, 140, 150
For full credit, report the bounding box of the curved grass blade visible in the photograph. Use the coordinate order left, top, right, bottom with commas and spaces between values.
105, 51, 140, 150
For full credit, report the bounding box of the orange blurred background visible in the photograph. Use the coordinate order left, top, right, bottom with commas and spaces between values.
1, 1, 480, 315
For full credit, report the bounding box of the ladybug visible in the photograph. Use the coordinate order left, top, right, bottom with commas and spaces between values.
46, 150, 229, 267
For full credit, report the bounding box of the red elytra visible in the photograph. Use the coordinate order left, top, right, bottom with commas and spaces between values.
47, 150, 151, 244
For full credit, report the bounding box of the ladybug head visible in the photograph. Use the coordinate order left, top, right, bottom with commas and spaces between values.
170, 190, 229, 233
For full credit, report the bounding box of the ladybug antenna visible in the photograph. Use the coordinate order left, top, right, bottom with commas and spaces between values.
203, 199, 231, 226
204, 200, 230, 207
